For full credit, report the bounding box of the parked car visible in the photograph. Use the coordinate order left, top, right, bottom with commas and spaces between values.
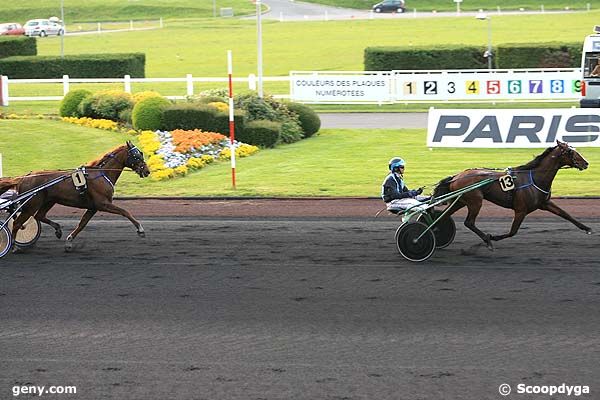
372, 0, 406, 13
24, 19, 64, 37
0, 23, 25, 36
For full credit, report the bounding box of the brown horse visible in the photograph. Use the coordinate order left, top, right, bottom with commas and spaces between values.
433, 140, 591, 249
7, 141, 149, 252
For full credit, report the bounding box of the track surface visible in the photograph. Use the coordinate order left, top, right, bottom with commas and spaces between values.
1, 201, 599, 399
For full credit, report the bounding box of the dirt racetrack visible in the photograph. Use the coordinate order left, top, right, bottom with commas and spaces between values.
1, 198, 599, 399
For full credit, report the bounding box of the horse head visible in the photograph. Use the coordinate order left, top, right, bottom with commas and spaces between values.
125, 141, 150, 178
556, 140, 589, 171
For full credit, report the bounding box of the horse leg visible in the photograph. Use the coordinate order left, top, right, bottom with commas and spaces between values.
463, 197, 493, 250
65, 209, 96, 252
540, 200, 593, 234
34, 201, 62, 239
95, 203, 145, 237
490, 211, 527, 241
440, 199, 466, 217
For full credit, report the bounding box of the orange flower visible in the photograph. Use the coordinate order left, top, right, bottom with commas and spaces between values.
171, 129, 227, 153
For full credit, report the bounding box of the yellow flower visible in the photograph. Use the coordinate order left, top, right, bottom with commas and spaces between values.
150, 168, 174, 181
133, 91, 162, 103
207, 101, 229, 113
174, 165, 188, 175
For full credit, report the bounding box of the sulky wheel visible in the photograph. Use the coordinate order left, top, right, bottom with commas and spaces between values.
9, 216, 42, 248
0, 224, 13, 258
395, 221, 436, 262
417, 210, 456, 249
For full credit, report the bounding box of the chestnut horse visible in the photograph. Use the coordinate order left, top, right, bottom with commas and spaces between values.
5, 141, 149, 252
433, 141, 591, 249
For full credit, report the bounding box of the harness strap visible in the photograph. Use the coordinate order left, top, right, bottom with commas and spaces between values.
515, 170, 550, 195
89, 172, 115, 189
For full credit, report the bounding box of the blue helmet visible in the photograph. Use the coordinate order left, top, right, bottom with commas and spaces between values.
388, 157, 405, 171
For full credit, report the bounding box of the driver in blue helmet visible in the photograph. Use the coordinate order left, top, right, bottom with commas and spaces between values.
381, 157, 427, 212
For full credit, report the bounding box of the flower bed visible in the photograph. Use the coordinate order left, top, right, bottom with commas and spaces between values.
139, 129, 259, 181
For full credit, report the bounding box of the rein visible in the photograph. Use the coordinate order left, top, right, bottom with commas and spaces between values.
14, 168, 137, 179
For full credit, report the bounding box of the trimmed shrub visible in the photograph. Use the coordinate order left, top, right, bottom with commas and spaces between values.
161, 103, 218, 131
212, 110, 246, 137
286, 102, 321, 137
364, 46, 489, 70
77, 90, 133, 122
132, 96, 171, 131
59, 89, 92, 117
132, 90, 162, 103
235, 93, 279, 122
0, 36, 36, 59
495, 42, 580, 68
279, 121, 304, 144
364, 43, 581, 70
239, 120, 281, 148
188, 95, 228, 104
0, 53, 145, 79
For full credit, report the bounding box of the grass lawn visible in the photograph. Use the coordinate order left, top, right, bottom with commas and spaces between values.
1, 120, 598, 197
304, 0, 595, 11
0, 0, 592, 21
32, 13, 599, 77
0, 1, 257, 23
4, 11, 598, 106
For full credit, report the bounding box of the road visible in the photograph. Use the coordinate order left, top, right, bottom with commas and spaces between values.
1, 215, 599, 399
319, 112, 428, 129
253, 0, 577, 21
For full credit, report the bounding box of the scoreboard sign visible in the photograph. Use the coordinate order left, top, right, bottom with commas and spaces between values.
290, 72, 392, 103
394, 70, 581, 101
427, 108, 600, 148
290, 69, 581, 103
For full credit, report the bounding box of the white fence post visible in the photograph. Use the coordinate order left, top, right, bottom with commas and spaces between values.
248, 74, 256, 90
0, 153, 3, 178
62, 75, 70, 95
186, 74, 194, 96
124, 75, 131, 93
0, 75, 8, 106
160, 17, 163, 28
130, 20, 133, 30
97, 22, 101, 32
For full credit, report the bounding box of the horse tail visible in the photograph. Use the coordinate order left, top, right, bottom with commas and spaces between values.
0, 177, 21, 195
433, 175, 454, 199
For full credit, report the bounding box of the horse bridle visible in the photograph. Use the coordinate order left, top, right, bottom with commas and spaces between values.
557, 145, 583, 169
126, 146, 145, 168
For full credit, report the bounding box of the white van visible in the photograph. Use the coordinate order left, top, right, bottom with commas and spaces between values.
580, 26, 600, 107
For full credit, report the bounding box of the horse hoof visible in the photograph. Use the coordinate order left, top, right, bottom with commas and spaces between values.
137, 231, 146, 238
12, 246, 24, 254
55, 229, 63, 239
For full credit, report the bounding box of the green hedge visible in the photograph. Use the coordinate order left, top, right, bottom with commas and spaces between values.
365, 46, 488, 70
59, 89, 92, 117
239, 120, 281, 148
132, 96, 171, 131
286, 102, 321, 138
161, 103, 245, 136
0, 36, 36, 59
211, 110, 246, 138
495, 42, 581, 68
0, 53, 145, 78
162, 103, 217, 131
364, 43, 582, 70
